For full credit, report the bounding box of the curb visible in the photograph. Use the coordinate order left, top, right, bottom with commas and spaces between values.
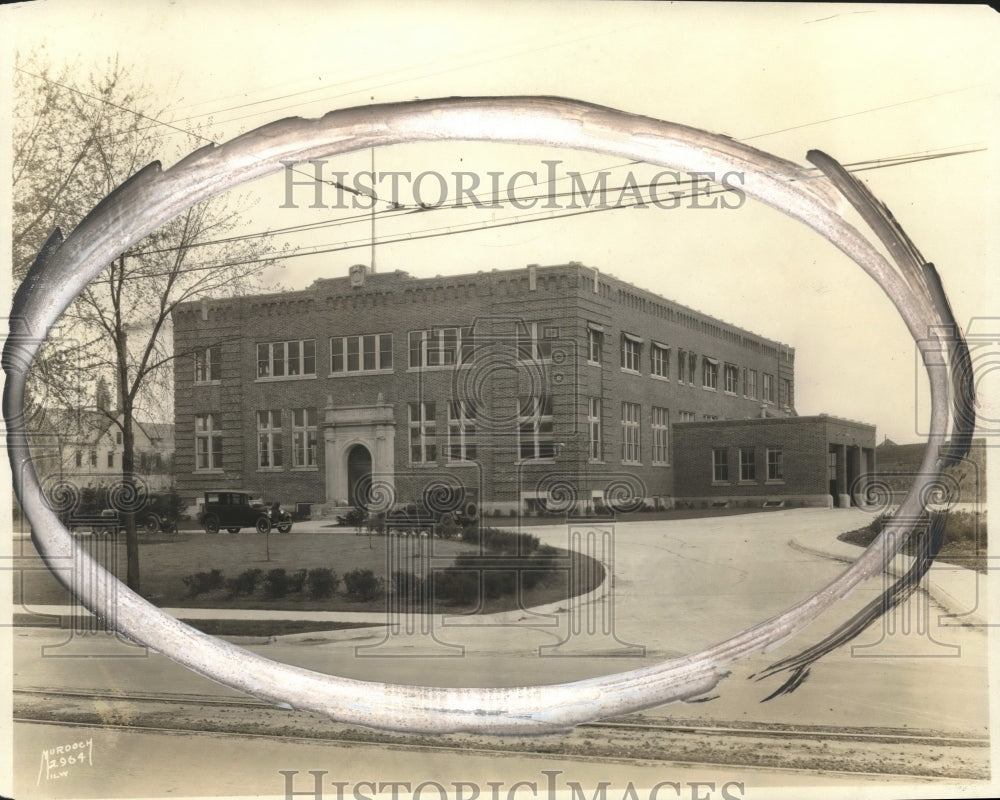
788, 537, 987, 626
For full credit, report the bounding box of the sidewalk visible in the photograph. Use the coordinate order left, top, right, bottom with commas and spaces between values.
789, 531, 988, 626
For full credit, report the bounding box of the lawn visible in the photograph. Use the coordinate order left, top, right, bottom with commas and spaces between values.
838, 510, 988, 573
12, 527, 604, 615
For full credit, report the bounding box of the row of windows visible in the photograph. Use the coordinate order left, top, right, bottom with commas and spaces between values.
71, 451, 166, 470
194, 409, 319, 471
587, 400, 671, 466
196, 326, 567, 384
711, 447, 784, 483
589, 327, 788, 404
195, 328, 792, 409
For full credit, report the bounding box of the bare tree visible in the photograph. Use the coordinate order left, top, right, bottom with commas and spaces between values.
13, 54, 280, 591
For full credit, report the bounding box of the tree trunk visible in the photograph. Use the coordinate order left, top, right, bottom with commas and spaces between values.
121, 387, 140, 592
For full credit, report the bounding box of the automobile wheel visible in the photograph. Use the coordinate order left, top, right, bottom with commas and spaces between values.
226, 527, 241, 534
277, 523, 292, 533
255, 516, 271, 535
143, 514, 161, 534
203, 514, 220, 534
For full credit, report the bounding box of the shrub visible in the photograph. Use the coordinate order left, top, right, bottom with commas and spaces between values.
182, 568, 224, 597
263, 568, 291, 599
225, 568, 262, 598
343, 568, 382, 602
434, 569, 480, 605
306, 567, 340, 599
289, 568, 308, 593
391, 570, 426, 605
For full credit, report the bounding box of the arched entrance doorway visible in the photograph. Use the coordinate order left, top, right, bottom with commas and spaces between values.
347, 444, 373, 508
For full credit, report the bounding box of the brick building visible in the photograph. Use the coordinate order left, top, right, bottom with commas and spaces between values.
172, 262, 871, 515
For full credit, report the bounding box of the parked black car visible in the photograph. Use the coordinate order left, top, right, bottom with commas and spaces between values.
197, 490, 293, 534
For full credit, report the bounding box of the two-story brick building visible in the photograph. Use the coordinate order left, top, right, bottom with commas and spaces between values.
171, 262, 874, 515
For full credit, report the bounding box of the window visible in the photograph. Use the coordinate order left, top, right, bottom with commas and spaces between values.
257, 410, 283, 468
331, 333, 393, 373
107, 451, 114, 468
703, 414, 719, 421
767, 447, 784, 481
762, 373, 774, 403
651, 343, 670, 378
195, 414, 222, 471
739, 447, 756, 482
702, 358, 719, 389
518, 395, 554, 460
257, 340, 315, 378
587, 326, 603, 364
588, 397, 602, 461
652, 407, 669, 464
195, 344, 222, 383
746, 369, 758, 400
116, 431, 123, 445
74, 451, 82, 468
712, 448, 729, 482
409, 327, 473, 368
408, 402, 437, 463
447, 401, 477, 462
781, 377, 793, 408
724, 364, 739, 394
517, 322, 556, 362
688, 352, 698, 384
678, 410, 696, 423
677, 349, 686, 382
621, 334, 642, 372
621, 401, 641, 463
292, 408, 318, 467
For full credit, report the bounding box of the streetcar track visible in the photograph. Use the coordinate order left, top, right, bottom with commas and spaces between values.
12, 716, 976, 782
15, 687, 989, 747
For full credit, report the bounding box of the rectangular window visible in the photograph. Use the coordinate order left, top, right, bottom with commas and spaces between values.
621, 401, 641, 463
688, 352, 698, 384
767, 447, 784, 481
780, 377, 793, 408
331, 333, 393, 373
447, 401, 477, 462
587, 326, 603, 364
257, 340, 315, 378
518, 394, 555, 460
621, 334, 642, 372
588, 397, 602, 461
712, 448, 729, 482
194, 344, 222, 383
678, 410, 696, 423
517, 322, 556, 362
740, 447, 756, 482
257, 410, 283, 468
409, 328, 473, 368
292, 408, 318, 467
651, 343, 671, 378
702, 358, 719, 389
89, 450, 97, 468
107, 451, 114, 468
724, 363, 739, 394
677, 349, 686, 382
703, 414, 719, 421
195, 413, 222, 471
652, 406, 669, 464
75, 451, 82, 468
408, 402, 437, 463
762, 373, 775, 403
746, 369, 759, 400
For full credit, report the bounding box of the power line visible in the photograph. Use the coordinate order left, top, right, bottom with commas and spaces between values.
104, 146, 984, 281
126, 146, 985, 258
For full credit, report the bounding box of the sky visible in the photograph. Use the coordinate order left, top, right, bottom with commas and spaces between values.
2, 1, 998, 445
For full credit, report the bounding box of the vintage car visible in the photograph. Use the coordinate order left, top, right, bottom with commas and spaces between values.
197, 489, 293, 534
